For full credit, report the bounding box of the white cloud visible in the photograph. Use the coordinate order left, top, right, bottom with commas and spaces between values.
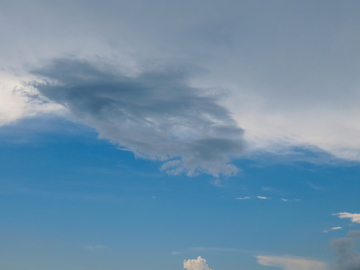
323, 227, 342, 233
281, 198, 301, 202
256, 255, 329, 270
237, 196, 251, 200
0, 71, 63, 126
257, 196, 270, 200
333, 212, 360, 224
184, 256, 212, 270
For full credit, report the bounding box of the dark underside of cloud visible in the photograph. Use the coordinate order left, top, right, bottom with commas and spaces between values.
331, 231, 360, 270
29, 59, 245, 176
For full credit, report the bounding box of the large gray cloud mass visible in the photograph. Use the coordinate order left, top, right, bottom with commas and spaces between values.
330, 230, 360, 270
30, 59, 245, 176
2, 0, 360, 165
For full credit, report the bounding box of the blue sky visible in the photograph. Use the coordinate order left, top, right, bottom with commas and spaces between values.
1, 1, 360, 269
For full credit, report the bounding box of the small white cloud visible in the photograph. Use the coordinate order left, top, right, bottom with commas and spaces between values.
256, 255, 328, 270
257, 196, 270, 200
237, 196, 251, 200
172, 251, 181, 255
333, 212, 360, 223
323, 227, 342, 233
281, 198, 301, 202
184, 256, 212, 270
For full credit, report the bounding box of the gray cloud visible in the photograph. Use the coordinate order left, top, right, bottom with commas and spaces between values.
330, 230, 360, 270
2, 0, 360, 163
29, 59, 245, 176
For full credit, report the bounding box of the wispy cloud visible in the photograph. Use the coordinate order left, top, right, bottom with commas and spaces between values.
281, 198, 301, 202
236, 196, 251, 200
256, 255, 328, 270
236, 196, 300, 202
257, 196, 270, 200
308, 183, 327, 191
323, 227, 342, 233
211, 179, 223, 187
333, 212, 360, 224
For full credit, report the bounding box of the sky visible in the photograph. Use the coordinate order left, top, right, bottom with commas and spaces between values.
1, 0, 360, 269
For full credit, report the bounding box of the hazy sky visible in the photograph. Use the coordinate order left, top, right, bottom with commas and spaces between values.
1, 1, 360, 269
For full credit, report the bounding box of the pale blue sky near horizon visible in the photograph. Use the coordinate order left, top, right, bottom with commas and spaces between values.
1, 118, 360, 269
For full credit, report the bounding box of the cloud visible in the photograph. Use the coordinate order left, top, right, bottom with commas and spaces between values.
184, 256, 212, 270
330, 230, 360, 270
257, 196, 270, 200
28, 59, 245, 177
2, 1, 360, 165
308, 183, 327, 191
281, 198, 301, 202
333, 213, 360, 224
237, 196, 251, 200
256, 255, 329, 270
256, 231, 360, 270
211, 179, 223, 187
323, 227, 343, 233
347, 231, 360, 238
0, 71, 62, 126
